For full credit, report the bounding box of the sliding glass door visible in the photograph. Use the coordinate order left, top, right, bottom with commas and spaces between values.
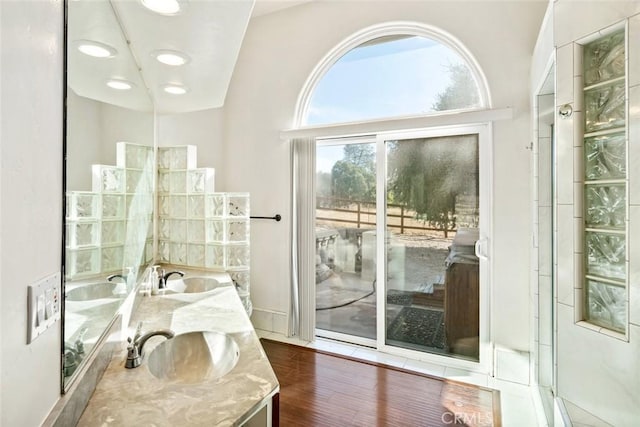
381, 131, 482, 362
315, 138, 378, 343
315, 125, 489, 365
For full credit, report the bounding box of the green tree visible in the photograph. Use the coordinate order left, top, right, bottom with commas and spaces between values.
432, 63, 480, 111
331, 160, 374, 202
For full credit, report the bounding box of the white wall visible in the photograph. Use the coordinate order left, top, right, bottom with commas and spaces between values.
0, 1, 64, 426
223, 1, 546, 353
157, 108, 225, 173
550, 1, 640, 425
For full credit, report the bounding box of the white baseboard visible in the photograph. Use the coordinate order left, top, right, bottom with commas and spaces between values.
250, 308, 288, 335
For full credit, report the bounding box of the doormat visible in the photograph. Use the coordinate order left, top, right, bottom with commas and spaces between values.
387, 306, 446, 350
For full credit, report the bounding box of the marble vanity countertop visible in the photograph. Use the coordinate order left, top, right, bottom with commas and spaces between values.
76, 272, 279, 427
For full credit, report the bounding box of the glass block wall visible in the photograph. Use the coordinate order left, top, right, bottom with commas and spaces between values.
66, 142, 154, 280
157, 145, 252, 314
583, 30, 627, 333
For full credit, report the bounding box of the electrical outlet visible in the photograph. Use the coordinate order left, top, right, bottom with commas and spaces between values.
27, 272, 61, 344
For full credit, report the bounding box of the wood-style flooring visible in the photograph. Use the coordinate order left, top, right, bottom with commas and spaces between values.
261, 339, 500, 427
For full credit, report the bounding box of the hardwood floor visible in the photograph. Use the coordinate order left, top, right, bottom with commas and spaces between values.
261, 339, 500, 427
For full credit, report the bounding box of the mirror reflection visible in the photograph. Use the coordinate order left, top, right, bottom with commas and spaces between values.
64, 0, 154, 388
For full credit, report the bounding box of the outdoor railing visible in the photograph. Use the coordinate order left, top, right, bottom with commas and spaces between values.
316, 196, 456, 237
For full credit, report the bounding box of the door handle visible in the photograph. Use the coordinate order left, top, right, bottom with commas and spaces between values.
475, 239, 488, 260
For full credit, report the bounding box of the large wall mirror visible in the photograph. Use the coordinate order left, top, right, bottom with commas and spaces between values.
63, 0, 155, 389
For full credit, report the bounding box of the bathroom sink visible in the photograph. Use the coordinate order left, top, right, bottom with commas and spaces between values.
147, 331, 240, 383
165, 277, 224, 294
66, 282, 127, 301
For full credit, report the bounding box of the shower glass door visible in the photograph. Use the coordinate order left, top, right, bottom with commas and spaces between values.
379, 127, 486, 362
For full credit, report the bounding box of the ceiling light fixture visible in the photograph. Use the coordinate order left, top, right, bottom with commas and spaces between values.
152, 50, 190, 66
141, 0, 181, 15
162, 84, 188, 95
75, 40, 117, 58
106, 79, 134, 90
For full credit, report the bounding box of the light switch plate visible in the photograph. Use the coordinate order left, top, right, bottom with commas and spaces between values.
27, 272, 61, 344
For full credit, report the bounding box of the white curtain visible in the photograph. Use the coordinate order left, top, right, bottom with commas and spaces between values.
290, 137, 316, 341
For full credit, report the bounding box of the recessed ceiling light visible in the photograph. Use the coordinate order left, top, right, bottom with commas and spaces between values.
75, 40, 117, 58
162, 84, 188, 95
107, 79, 134, 90
141, 0, 181, 15
152, 50, 190, 66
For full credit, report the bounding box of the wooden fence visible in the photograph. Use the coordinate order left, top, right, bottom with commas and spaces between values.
316, 196, 455, 237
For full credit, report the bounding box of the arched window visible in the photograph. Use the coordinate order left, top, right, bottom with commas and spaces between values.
297, 22, 489, 126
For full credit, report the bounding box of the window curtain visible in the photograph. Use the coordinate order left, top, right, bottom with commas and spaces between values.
290, 137, 316, 341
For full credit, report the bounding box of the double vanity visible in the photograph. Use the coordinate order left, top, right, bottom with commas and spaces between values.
74, 269, 279, 426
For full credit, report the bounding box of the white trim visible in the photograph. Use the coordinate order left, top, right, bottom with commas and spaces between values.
282, 107, 512, 140
293, 21, 492, 128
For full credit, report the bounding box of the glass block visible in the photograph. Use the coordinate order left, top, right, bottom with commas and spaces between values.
126, 194, 153, 219
158, 171, 170, 194
187, 244, 205, 267
227, 193, 249, 217
101, 220, 125, 244
206, 194, 226, 217
125, 169, 142, 193
205, 244, 226, 269
66, 221, 99, 247
158, 147, 172, 170
188, 219, 206, 242
229, 269, 250, 294
227, 219, 249, 242
170, 242, 188, 265
227, 244, 250, 268
158, 240, 171, 263
584, 30, 625, 86
206, 219, 226, 242
158, 196, 170, 217
102, 194, 125, 219
146, 239, 153, 262
170, 195, 187, 218
67, 192, 99, 219
188, 195, 205, 218
102, 246, 124, 272
239, 293, 253, 316
170, 219, 187, 241
117, 142, 152, 169
170, 171, 187, 193
66, 248, 100, 278
585, 185, 625, 229
188, 168, 215, 193
585, 132, 626, 180
586, 232, 626, 280
170, 146, 197, 169
586, 280, 626, 332
585, 81, 625, 133
92, 165, 124, 193
159, 218, 171, 240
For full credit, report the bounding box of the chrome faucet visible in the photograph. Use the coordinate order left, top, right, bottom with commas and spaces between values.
125, 322, 174, 369
158, 269, 184, 290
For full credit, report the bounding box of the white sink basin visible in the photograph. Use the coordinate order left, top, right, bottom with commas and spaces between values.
66, 282, 127, 301
165, 277, 225, 294
147, 331, 240, 383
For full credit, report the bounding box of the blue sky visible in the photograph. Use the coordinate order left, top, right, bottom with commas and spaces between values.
310, 36, 467, 172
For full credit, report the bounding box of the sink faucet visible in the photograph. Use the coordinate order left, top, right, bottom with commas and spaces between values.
125, 322, 175, 369
107, 273, 127, 282
158, 269, 185, 290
